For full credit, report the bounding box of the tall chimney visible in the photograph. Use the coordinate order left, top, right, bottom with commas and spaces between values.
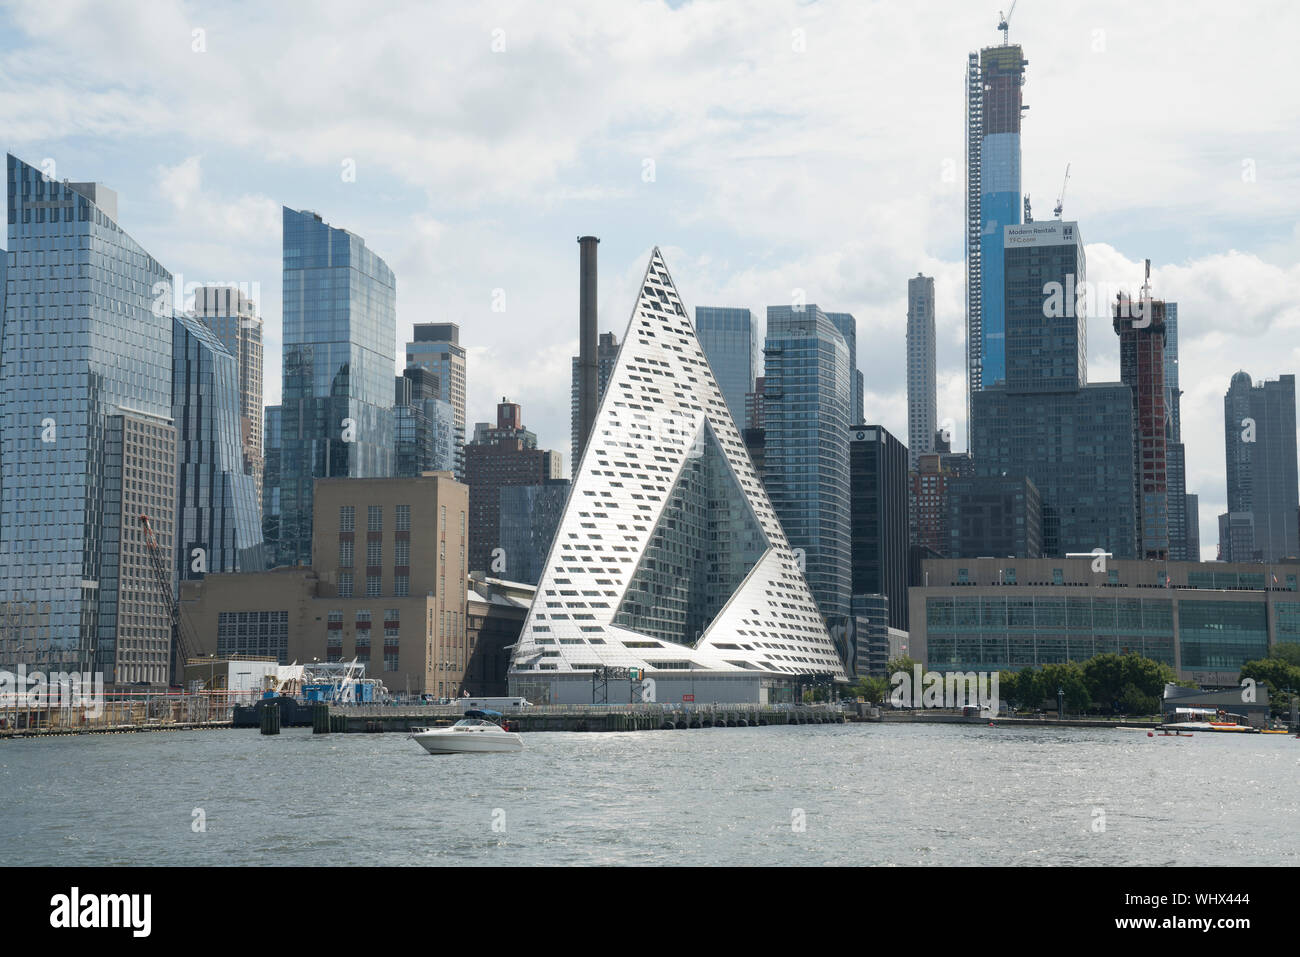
577, 236, 600, 466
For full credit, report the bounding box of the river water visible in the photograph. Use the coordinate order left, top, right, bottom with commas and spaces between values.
2, 723, 1295, 866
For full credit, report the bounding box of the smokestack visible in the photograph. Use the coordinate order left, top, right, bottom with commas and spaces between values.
577, 235, 600, 466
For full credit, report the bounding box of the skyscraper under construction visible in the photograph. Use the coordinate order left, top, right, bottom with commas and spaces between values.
966, 34, 1028, 447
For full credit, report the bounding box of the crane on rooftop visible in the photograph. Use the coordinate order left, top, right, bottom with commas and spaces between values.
1053, 163, 1070, 218
997, 0, 1018, 44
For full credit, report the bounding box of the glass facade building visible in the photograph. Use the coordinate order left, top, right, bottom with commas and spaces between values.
406, 323, 466, 480
694, 308, 757, 435
394, 367, 458, 478
497, 479, 571, 585
194, 285, 264, 514
972, 383, 1136, 557
849, 425, 909, 630
912, 557, 1289, 681
1003, 221, 1086, 393
0, 154, 176, 681
173, 312, 267, 584
1220, 371, 1299, 562
826, 312, 864, 427
276, 207, 396, 568
968, 43, 1027, 397
764, 304, 852, 620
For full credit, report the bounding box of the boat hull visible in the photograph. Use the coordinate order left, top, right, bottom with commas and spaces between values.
1161, 722, 1257, 733
412, 729, 523, 754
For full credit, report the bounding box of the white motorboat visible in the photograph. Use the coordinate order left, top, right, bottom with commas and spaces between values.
410, 709, 523, 754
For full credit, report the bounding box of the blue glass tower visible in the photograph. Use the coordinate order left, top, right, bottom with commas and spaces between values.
695, 307, 758, 432
967, 42, 1027, 412
1, 155, 177, 681
173, 313, 266, 584
826, 311, 864, 425
277, 208, 396, 567
763, 304, 852, 620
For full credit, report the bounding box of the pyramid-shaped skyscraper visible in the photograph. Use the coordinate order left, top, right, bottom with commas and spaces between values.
509, 248, 847, 704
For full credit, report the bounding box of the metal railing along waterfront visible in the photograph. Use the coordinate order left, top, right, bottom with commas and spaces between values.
0, 689, 255, 737
332, 700, 848, 716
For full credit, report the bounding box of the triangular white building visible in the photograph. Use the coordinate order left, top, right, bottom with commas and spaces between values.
509, 249, 847, 704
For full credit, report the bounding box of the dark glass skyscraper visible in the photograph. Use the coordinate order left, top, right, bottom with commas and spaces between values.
0, 155, 177, 682
173, 313, 266, 584
1221, 372, 1299, 562
764, 305, 852, 620
850, 425, 909, 630
276, 208, 396, 567
973, 220, 1137, 558
1004, 221, 1086, 393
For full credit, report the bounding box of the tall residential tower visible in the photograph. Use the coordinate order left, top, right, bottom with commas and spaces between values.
906, 274, 937, 470
966, 41, 1028, 445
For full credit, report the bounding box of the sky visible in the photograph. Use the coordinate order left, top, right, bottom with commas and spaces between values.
2, 0, 1298, 559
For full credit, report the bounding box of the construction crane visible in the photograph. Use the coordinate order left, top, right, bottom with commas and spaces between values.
997, 0, 1018, 44
1053, 163, 1070, 218
139, 513, 198, 686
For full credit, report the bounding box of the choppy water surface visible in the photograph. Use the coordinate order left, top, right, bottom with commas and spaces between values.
2, 724, 1296, 865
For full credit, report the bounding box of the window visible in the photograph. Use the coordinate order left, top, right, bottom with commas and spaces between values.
366, 575, 382, 598
367, 505, 382, 531
338, 540, 353, 568
366, 540, 382, 567
441, 506, 446, 532
339, 506, 355, 532
396, 504, 410, 531
384, 652, 399, 672
338, 572, 353, 598
394, 575, 409, 597
395, 539, 410, 566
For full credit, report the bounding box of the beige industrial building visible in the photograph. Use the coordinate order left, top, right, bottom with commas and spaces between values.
180, 473, 469, 696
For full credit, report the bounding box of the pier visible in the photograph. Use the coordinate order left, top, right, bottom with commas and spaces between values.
0, 692, 240, 739
312, 702, 849, 734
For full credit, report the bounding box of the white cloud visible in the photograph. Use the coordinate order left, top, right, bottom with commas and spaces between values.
2, 0, 1296, 561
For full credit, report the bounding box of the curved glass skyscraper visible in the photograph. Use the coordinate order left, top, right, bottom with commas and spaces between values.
1, 155, 176, 681
275, 208, 396, 567
173, 312, 267, 583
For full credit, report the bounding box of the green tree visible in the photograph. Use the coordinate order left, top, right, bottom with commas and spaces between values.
1038, 661, 1089, 712
850, 675, 889, 704
1241, 658, 1300, 719
1083, 652, 1175, 711
1270, 642, 1300, 668
886, 656, 918, 678
1082, 653, 1128, 708
1117, 682, 1159, 717
1120, 653, 1177, 698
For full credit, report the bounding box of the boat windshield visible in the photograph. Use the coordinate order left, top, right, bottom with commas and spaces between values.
453, 718, 500, 728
